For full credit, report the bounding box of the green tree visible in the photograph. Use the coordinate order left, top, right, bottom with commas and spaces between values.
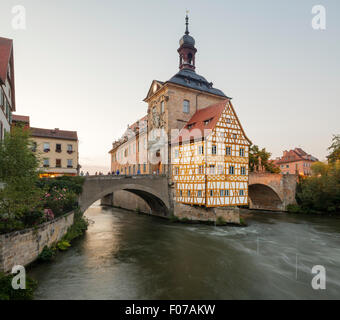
249, 145, 280, 173
0, 126, 44, 230
327, 134, 340, 164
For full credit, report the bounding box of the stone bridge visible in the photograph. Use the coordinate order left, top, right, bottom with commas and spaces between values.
248, 172, 297, 211
79, 175, 171, 216
79, 173, 298, 216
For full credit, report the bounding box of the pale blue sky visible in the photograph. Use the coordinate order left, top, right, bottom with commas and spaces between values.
1, 0, 339, 173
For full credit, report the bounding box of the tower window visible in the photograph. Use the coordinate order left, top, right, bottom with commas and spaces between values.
239, 190, 244, 196
240, 148, 245, 157
226, 146, 231, 156
229, 166, 235, 175
212, 145, 217, 155
188, 53, 193, 64
183, 100, 190, 113
241, 166, 246, 175
198, 145, 204, 155
197, 190, 202, 197
161, 101, 165, 113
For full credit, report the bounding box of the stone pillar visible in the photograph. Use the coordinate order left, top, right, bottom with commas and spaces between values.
100, 193, 113, 206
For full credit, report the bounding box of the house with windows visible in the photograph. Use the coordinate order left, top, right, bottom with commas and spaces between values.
0, 37, 15, 141
30, 127, 79, 178
108, 15, 251, 211
172, 100, 251, 207
273, 148, 318, 176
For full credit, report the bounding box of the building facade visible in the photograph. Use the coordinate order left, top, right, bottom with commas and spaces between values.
0, 37, 15, 141
109, 15, 250, 208
172, 100, 251, 207
30, 127, 79, 177
274, 148, 318, 176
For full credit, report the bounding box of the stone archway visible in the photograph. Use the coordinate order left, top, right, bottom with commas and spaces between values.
248, 184, 284, 211
79, 176, 171, 217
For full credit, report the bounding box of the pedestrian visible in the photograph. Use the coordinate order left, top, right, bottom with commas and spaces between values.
86, 171, 89, 176
116, 169, 120, 175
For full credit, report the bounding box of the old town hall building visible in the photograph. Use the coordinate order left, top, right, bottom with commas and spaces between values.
109, 15, 251, 208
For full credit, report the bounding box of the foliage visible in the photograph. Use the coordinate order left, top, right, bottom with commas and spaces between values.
42, 186, 78, 218
37, 176, 85, 195
294, 161, 340, 214
249, 145, 280, 173
62, 209, 89, 243
38, 245, 56, 262
0, 272, 37, 300
239, 217, 246, 226
169, 215, 180, 222
0, 127, 44, 233
327, 134, 340, 164
286, 204, 301, 214
180, 217, 190, 223
57, 240, 71, 251
216, 216, 227, 226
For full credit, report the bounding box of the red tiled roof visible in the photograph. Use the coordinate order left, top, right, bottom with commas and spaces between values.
0, 37, 12, 85
275, 148, 318, 164
173, 100, 228, 144
30, 127, 78, 141
12, 114, 30, 123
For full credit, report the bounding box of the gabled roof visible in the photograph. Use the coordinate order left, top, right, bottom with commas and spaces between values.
144, 80, 164, 101
30, 127, 78, 141
0, 37, 12, 85
173, 100, 229, 144
275, 148, 319, 164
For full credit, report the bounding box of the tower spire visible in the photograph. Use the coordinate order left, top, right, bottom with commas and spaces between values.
185, 11, 189, 35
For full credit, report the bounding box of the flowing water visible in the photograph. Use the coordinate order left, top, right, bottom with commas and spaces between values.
29, 202, 340, 299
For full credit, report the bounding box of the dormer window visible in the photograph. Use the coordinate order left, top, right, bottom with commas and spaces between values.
187, 122, 195, 130
204, 118, 212, 126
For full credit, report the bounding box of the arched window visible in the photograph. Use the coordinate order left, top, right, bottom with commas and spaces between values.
188, 53, 193, 64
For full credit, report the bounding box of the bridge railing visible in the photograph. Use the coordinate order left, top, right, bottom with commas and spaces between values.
84, 174, 167, 180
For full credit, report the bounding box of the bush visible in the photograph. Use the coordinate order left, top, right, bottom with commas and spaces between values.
38, 246, 56, 262
0, 272, 37, 300
62, 209, 89, 243
216, 216, 227, 226
42, 187, 78, 218
295, 162, 340, 215
37, 176, 85, 195
287, 204, 302, 214
169, 215, 179, 222
57, 240, 71, 251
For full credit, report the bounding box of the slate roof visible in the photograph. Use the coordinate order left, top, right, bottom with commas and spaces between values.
167, 69, 229, 98
30, 127, 78, 141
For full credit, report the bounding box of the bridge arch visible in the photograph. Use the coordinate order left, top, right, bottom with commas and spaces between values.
79, 176, 171, 217
248, 183, 284, 211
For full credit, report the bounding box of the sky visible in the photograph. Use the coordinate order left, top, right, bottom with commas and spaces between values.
0, 0, 339, 174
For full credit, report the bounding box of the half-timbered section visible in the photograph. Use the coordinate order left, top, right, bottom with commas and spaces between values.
172, 100, 251, 207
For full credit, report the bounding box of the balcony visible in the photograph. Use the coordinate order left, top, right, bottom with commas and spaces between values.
67, 150, 74, 154
43, 148, 50, 153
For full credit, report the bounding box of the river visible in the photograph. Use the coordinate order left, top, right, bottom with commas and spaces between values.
29, 202, 340, 299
